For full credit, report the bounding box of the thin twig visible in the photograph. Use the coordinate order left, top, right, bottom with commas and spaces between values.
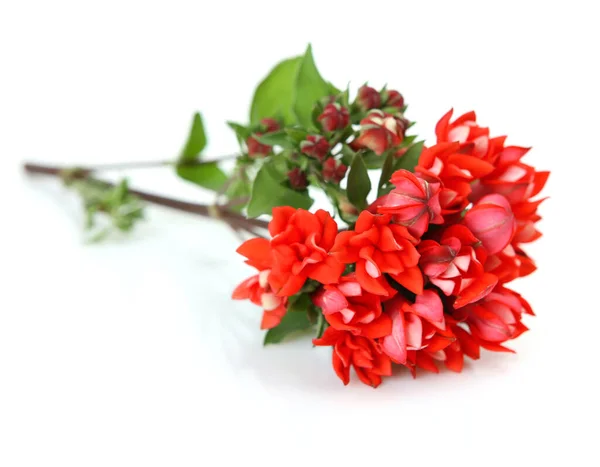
23, 162, 270, 233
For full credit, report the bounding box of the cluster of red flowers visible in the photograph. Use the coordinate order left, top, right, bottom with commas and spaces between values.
234, 109, 548, 387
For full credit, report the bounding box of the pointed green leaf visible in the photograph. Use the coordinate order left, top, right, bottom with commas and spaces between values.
227, 121, 251, 145
179, 113, 207, 162
293, 45, 334, 127
347, 153, 371, 209
247, 162, 313, 218
378, 150, 395, 197
264, 309, 313, 345
250, 56, 302, 125
176, 162, 228, 191
395, 141, 424, 172
255, 131, 295, 148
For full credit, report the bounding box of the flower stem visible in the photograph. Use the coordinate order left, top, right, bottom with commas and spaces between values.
23, 162, 269, 233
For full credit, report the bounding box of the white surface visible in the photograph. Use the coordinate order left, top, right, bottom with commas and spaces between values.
1, 1, 599, 466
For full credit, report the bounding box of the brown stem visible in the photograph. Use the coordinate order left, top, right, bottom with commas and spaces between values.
23, 154, 239, 174
23, 162, 270, 231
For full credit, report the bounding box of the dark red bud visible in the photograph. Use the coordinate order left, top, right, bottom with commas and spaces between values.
288, 167, 308, 190
260, 118, 280, 133
322, 158, 347, 184
300, 135, 330, 160
317, 103, 350, 132
385, 90, 405, 109
246, 133, 271, 158
357, 85, 381, 110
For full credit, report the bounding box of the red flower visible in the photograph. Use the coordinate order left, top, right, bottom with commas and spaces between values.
353, 110, 406, 155
477, 160, 549, 205
318, 103, 350, 132
464, 194, 516, 255
300, 135, 330, 160
312, 274, 392, 338
322, 158, 347, 183
236, 207, 344, 297
484, 244, 537, 284
435, 109, 491, 159
463, 285, 532, 349
331, 211, 423, 296
381, 291, 453, 366
356, 85, 381, 110
440, 319, 482, 373
376, 169, 443, 237
246, 118, 281, 158
313, 327, 392, 387
232, 271, 288, 329
419, 225, 498, 308
287, 168, 308, 190
416, 141, 495, 215
384, 89, 404, 109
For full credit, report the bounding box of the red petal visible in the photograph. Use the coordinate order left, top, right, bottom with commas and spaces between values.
236, 238, 272, 270
454, 273, 498, 309
390, 267, 424, 295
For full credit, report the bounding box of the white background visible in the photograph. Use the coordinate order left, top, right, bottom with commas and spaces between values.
1, 1, 599, 465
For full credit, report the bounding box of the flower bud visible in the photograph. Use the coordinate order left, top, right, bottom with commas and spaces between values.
287, 168, 308, 190
260, 118, 281, 133
246, 118, 281, 158
385, 90, 405, 109
353, 110, 406, 156
464, 194, 516, 255
357, 85, 381, 110
322, 158, 347, 183
377, 169, 443, 237
300, 135, 330, 160
318, 103, 350, 132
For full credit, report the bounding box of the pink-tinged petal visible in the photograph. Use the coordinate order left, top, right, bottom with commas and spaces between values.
381, 299, 408, 364
261, 293, 282, 311
496, 146, 530, 166
405, 313, 423, 350
411, 290, 445, 327
464, 194, 516, 255
312, 287, 348, 315
337, 280, 362, 297
431, 277, 456, 296
468, 305, 512, 342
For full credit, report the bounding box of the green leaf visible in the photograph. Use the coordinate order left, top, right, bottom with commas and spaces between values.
176, 162, 228, 191
285, 127, 309, 143
227, 121, 251, 145
293, 44, 333, 127
247, 162, 313, 217
395, 141, 424, 172
255, 131, 295, 149
250, 56, 302, 126
378, 150, 395, 197
179, 113, 207, 162
340, 144, 357, 166
315, 312, 327, 340
264, 309, 313, 345
347, 154, 371, 209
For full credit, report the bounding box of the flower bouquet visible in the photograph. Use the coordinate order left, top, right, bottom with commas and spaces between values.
24, 45, 548, 387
